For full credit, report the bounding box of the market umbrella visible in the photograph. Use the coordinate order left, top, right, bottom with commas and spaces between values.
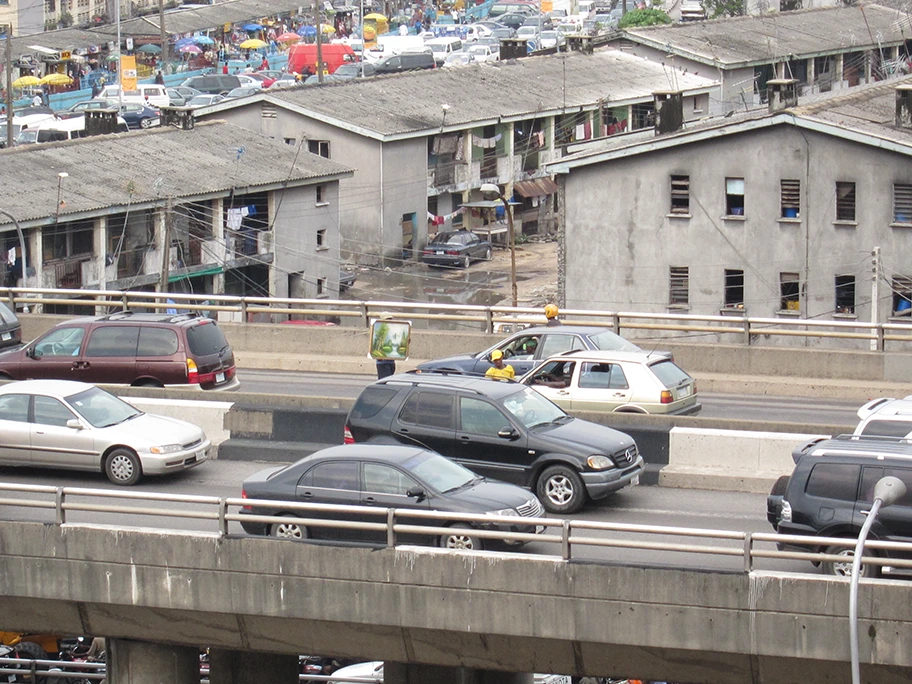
275, 32, 301, 42
136, 44, 162, 53
239, 38, 268, 49
40, 72, 73, 85
12, 75, 40, 87
364, 13, 387, 20
178, 44, 203, 54
193, 35, 215, 45
242, 23, 263, 31
320, 24, 336, 34
298, 25, 316, 36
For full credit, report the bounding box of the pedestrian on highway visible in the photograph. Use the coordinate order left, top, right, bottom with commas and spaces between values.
485, 350, 515, 380
376, 359, 396, 379
544, 303, 561, 326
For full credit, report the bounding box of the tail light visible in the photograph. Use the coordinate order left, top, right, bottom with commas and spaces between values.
692, 381, 697, 394
343, 426, 354, 444
241, 488, 251, 511
660, 390, 673, 404
445, 249, 459, 255
187, 358, 199, 384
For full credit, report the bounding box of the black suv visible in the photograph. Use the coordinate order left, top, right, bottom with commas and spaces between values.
344, 372, 643, 513
0, 311, 239, 391
767, 434, 912, 577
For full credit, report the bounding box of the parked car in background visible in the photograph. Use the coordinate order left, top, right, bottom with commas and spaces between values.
241, 71, 277, 88
329, 662, 571, 684
854, 396, 912, 437
345, 373, 643, 513
0, 302, 21, 350
180, 74, 242, 95
442, 51, 476, 68
0, 379, 210, 485
421, 229, 492, 268
187, 94, 226, 108
333, 62, 377, 78
165, 86, 202, 106
116, 102, 162, 129
97, 83, 169, 107
416, 325, 657, 377
0, 311, 239, 391
225, 86, 262, 99
240, 444, 545, 549
766, 434, 912, 577
467, 44, 499, 62
374, 49, 437, 74
538, 30, 566, 49
268, 75, 303, 89
499, 12, 529, 29
521, 350, 700, 415
58, 99, 113, 118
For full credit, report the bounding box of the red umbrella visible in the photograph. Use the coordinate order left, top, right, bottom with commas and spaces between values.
275, 32, 301, 42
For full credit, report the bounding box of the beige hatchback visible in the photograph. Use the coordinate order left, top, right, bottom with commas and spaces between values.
520, 350, 701, 415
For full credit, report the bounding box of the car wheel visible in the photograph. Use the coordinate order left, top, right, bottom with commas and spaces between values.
105, 448, 142, 486
139, 117, 153, 129
537, 464, 586, 514
770, 475, 790, 496
439, 524, 483, 551
822, 543, 880, 578
461, 255, 471, 268
270, 515, 309, 540
484, 246, 492, 260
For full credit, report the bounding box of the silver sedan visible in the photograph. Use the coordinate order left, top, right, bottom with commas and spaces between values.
0, 379, 210, 485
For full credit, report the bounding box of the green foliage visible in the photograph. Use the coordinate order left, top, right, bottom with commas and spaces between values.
617, 8, 673, 28
704, 0, 745, 19
59, 11, 74, 27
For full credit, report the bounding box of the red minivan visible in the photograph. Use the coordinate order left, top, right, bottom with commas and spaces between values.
0, 311, 239, 391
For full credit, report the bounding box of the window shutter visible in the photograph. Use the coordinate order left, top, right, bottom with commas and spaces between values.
893, 184, 912, 223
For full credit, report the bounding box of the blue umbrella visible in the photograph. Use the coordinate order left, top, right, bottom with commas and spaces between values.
298, 25, 316, 36
193, 35, 215, 45
174, 37, 195, 48
242, 23, 263, 31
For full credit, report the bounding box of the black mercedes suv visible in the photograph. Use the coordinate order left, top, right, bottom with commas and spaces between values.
767, 434, 912, 577
344, 371, 643, 513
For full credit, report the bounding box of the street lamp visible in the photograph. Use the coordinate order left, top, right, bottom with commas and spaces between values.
0, 208, 29, 312
479, 183, 517, 308
849, 475, 906, 684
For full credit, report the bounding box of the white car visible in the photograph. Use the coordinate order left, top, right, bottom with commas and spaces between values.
0, 379, 210, 485
539, 30, 566, 49
329, 662, 570, 684
467, 44, 499, 63
855, 396, 912, 438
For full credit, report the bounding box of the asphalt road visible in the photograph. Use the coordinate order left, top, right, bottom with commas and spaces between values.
234, 369, 861, 427
0, 460, 811, 577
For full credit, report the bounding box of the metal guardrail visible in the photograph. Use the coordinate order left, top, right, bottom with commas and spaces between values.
3, 483, 912, 575
3, 287, 912, 349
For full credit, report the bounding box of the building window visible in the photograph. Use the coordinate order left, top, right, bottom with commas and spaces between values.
835, 275, 855, 315
317, 277, 326, 296
836, 182, 856, 221
893, 276, 912, 316
780, 272, 800, 312
283, 137, 296, 146
724, 269, 744, 308
725, 178, 744, 216
315, 185, 325, 204
780, 179, 800, 219
670, 175, 690, 215
308, 139, 330, 158
669, 266, 689, 306
317, 229, 326, 248
893, 184, 912, 223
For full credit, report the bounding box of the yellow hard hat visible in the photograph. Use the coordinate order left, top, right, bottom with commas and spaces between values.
491, 349, 504, 361
544, 304, 559, 319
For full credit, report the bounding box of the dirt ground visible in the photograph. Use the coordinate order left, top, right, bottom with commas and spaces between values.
344, 239, 559, 308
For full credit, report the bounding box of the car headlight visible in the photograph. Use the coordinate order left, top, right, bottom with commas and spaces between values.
150, 444, 183, 454
587, 455, 614, 470
486, 508, 520, 517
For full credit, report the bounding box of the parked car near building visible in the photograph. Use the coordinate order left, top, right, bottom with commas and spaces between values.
0, 302, 21, 350
420, 229, 492, 268
0, 379, 210, 485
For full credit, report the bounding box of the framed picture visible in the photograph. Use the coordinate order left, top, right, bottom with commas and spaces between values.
369, 319, 411, 360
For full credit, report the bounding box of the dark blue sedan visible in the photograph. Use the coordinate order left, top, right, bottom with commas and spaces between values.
421, 229, 493, 268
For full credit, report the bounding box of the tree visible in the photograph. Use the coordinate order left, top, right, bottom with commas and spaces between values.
617, 8, 673, 28
703, 0, 746, 19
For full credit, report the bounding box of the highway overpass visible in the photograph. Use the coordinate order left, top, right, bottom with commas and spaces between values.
1, 519, 910, 684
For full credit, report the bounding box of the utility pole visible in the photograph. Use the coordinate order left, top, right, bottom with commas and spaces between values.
871, 246, 880, 351
159, 198, 173, 294
158, 0, 168, 69
315, 1, 324, 84
4, 24, 13, 149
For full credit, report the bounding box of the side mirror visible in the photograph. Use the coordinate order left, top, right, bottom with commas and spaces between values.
406, 486, 426, 501
66, 419, 84, 430
497, 427, 519, 440
27, 347, 38, 359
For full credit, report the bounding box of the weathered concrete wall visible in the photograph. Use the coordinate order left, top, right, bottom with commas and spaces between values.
1, 522, 910, 683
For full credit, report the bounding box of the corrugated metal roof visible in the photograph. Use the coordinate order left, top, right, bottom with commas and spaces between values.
514, 177, 559, 197
624, 5, 912, 68
0, 119, 352, 227
253, 50, 719, 137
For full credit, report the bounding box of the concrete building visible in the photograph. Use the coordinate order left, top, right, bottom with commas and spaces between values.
546, 78, 912, 341
615, 5, 912, 115
0, 120, 351, 310
195, 51, 719, 264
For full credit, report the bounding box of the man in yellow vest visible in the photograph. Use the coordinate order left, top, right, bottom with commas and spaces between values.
485, 349, 515, 380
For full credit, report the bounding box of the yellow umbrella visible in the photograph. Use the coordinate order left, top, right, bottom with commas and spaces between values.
320, 24, 336, 34
40, 73, 74, 85
12, 75, 40, 87
364, 13, 387, 20
239, 38, 268, 49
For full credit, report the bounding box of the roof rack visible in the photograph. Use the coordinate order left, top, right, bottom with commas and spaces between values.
96, 310, 202, 324
406, 368, 517, 383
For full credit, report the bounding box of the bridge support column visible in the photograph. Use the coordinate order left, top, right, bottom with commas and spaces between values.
207, 648, 300, 684
385, 662, 534, 684
107, 638, 200, 684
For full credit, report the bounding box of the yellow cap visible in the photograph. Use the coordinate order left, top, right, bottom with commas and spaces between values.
491, 349, 504, 360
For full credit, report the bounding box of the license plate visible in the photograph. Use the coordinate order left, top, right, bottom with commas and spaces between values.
631, 474, 640, 486
216, 372, 225, 383
1, 333, 10, 341
436, 250, 444, 254
678, 384, 692, 397
535, 525, 545, 533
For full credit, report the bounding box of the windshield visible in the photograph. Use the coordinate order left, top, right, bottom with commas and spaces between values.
15, 130, 38, 144
500, 387, 566, 428
404, 450, 477, 492
66, 386, 142, 428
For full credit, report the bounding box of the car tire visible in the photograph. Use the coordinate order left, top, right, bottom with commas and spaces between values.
484, 246, 492, 261
13, 641, 50, 683
139, 117, 153, 129
770, 475, 790, 496
439, 524, 483, 551
537, 464, 587, 514
461, 255, 471, 268
105, 448, 142, 486
822, 543, 880, 578
270, 515, 309, 540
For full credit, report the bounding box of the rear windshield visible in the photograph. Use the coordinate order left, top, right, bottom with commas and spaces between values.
186, 321, 229, 356
350, 387, 398, 420
589, 330, 641, 352
860, 419, 912, 438
648, 360, 691, 388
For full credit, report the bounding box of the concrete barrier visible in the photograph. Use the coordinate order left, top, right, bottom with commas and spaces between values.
121, 396, 233, 450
